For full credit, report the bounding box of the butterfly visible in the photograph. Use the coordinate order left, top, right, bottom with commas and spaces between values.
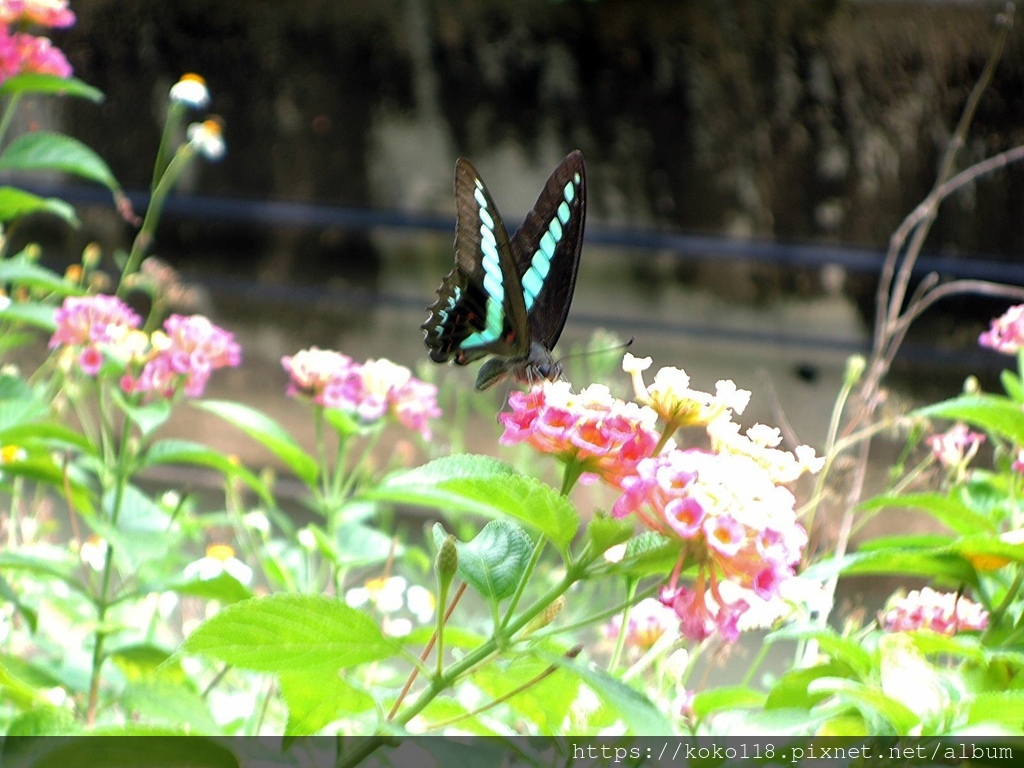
422, 150, 586, 390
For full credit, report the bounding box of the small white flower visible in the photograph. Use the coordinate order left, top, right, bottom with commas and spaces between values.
297, 526, 317, 551
406, 585, 436, 624
170, 73, 210, 108
243, 510, 270, 536
346, 576, 406, 614
187, 119, 225, 160
80, 537, 107, 571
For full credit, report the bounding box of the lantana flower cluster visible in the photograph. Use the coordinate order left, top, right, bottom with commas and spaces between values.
880, 587, 988, 635
0, 0, 74, 84
49, 294, 240, 399
282, 347, 440, 439
979, 303, 1024, 355
501, 352, 823, 644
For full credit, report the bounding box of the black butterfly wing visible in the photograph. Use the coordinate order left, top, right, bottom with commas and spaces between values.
422, 158, 530, 366
508, 150, 586, 351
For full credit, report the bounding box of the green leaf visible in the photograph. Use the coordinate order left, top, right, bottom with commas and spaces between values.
919, 395, 1024, 446
692, 685, 766, 717
191, 400, 318, 486
546, 655, 674, 735
0, 186, 78, 226
6, 706, 80, 736
808, 677, 920, 735
967, 691, 1024, 733
0, 299, 60, 331
1001, 370, 1024, 402
155, 570, 254, 604
472, 652, 581, 732
766, 661, 854, 710
432, 520, 532, 602
803, 549, 978, 587
0, 253, 83, 295
612, 531, 680, 578
0, 456, 95, 516
280, 670, 374, 737
307, 520, 398, 569
2, 736, 239, 768
140, 438, 272, 506
0, 421, 96, 456
183, 593, 399, 673
0, 74, 104, 102
0, 395, 47, 433
0, 132, 121, 195
386, 454, 519, 484
116, 394, 172, 438
586, 513, 634, 556
121, 679, 219, 734
94, 484, 172, 569
379, 469, 579, 550
767, 625, 873, 680
323, 407, 361, 438
859, 493, 997, 537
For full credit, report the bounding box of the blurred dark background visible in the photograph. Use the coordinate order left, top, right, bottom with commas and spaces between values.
14, 0, 1024, 441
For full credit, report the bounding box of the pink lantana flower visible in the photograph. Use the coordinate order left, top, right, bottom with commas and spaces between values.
0, 1, 76, 28
880, 587, 988, 635
980, 304, 1024, 355
926, 423, 984, 469
129, 314, 241, 398
283, 349, 440, 438
498, 380, 661, 487
615, 448, 808, 643
49, 294, 142, 375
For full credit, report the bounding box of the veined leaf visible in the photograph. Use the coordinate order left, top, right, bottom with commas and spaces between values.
0, 132, 120, 195
858, 493, 997, 536
183, 593, 399, 673
919, 395, 1024, 446
432, 520, 532, 602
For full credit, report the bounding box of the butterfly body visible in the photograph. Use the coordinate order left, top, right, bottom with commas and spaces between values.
422, 150, 586, 390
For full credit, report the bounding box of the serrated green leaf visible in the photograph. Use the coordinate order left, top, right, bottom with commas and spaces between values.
919, 395, 1024, 446
612, 531, 680, 578
0, 74, 103, 101
379, 470, 578, 550
183, 593, 399, 673
280, 670, 375, 737
191, 400, 318, 486
0, 186, 78, 226
432, 520, 532, 601
6, 705, 80, 736
586, 513, 634, 555
386, 454, 519, 485
859, 493, 997, 536
0, 132, 121, 194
